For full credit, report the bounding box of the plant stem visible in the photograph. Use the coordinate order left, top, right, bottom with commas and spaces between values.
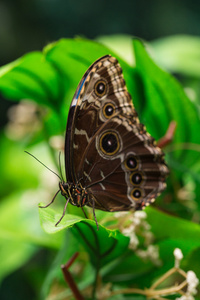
61, 252, 84, 300
92, 263, 100, 300
157, 120, 176, 149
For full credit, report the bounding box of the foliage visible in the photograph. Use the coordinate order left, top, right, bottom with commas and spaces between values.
0, 36, 200, 299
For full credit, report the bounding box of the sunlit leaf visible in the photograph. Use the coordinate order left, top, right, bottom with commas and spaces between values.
151, 35, 200, 78
39, 204, 129, 267
132, 39, 200, 171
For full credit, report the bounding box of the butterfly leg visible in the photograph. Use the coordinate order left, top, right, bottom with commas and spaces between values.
81, 207, 88, 219
55, 197, 70, 226
39, 189, 60, 208
92, 198, 99, 231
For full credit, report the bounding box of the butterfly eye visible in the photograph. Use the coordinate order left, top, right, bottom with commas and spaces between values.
130, 172, 143, 185
125, 156, 138, 170
131, 188, 143, 200
94, 80, 107, 97
103, 103, 115, 118
99, 131, 120, 155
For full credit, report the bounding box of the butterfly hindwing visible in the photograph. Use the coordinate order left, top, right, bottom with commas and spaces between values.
79, 115, 168, 211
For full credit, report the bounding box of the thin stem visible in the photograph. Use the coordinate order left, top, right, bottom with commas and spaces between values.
92, 265, 100, 300
73, 224, 97, 253
65, 252, 79, 269
83, 223, 100, 300
61, 252, 84, 300
108, 279, 188, 299
150, 267, 178, 289
177, 268, 187, 277
101, 240, 118, 259
146, 280, 187, 298
165, 142, 200, 153
150, 267, 187, 290
110, 288, 147, 297
157, 121, 176, 149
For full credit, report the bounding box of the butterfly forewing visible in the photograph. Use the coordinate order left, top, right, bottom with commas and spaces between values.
65, 55, 110, 183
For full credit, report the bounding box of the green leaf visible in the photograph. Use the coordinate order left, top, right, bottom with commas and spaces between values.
0, 38, 135, 137
44, 38, 135, 105
71, 221, 129, 267
0, 240, 36, 283
147, 206, 200, 245
151, 35, 200, 78
0, 192, 63, 282
0, 52, 60, 109
132, 39, 200, 171
96, 34, 135, 65
39, 204, 84, 234
39, 205, 129, 268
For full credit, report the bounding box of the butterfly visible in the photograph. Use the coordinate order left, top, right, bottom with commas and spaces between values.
41, 55, 169, 228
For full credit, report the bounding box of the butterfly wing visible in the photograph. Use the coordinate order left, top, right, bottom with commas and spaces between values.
79, 116, 168, 211
65, 55, 168, 211
65, 55, 111, 183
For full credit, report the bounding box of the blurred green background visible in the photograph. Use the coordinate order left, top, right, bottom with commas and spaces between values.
0, 1, 200, 300
1, 0, 200, 127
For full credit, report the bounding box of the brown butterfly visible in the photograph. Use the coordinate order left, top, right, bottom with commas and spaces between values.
40, 55, 169, 228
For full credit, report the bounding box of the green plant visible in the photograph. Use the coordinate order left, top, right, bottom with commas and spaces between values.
0, 37, 200, 300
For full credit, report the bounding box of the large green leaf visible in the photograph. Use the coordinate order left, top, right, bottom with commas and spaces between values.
1, 36, 200, 299
147, 206, 200, 243
151, 35, 200, 78
0, 38, 135, 140
0, 193, 63, 283
43, 38, 136, 110
132, 39, 200, 172
0, 53, 59, 108
0, 39, 134, 107
39, 205, 129, 268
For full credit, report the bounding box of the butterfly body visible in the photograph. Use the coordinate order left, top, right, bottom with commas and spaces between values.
54, 55, 169, 223
59, 181, 89, 207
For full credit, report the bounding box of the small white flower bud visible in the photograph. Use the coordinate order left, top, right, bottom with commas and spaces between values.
134, 211, 147, 220
173, 248, 183, 268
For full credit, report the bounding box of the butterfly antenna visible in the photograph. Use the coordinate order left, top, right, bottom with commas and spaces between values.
24, 151, 62, 181
58, 151, 64, 182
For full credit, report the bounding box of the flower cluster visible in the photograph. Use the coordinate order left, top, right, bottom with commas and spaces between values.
115, 211, 161, 265
5, 100, 41, 140
174, 248, 199, 300
95, 247, 199, 300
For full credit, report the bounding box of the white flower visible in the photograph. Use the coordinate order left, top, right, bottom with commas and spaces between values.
136, 245, 162, 266
176, 295, 195, 300
114, 211, 128, 218
129, 234, 139, 250
187, 270, 199, 295
174, 248, 183, 268
122, 225, 139, 250
176, 270, 199, 300
134, 211, 147, 220
122, 224, 135, 236
143, 231, 154, 245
